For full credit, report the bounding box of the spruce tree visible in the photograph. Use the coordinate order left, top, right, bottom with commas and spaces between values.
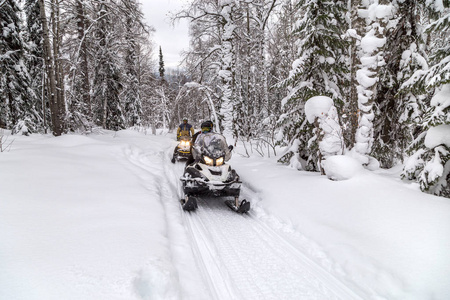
159, 46, 165, 80
402, 1, 450, 198
24, 0, 48, 132
278, 0, 348, 171
0, 0, 37, 134
371, 1, 427, 168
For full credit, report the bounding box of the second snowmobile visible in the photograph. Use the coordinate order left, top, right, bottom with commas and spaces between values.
180, 132, 250, 213
171, 135, 192, 163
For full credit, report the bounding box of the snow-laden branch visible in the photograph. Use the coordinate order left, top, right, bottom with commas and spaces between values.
176, 82, 221, 133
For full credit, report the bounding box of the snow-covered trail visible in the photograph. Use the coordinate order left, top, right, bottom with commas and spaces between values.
155, 150, 363, 299
182, 198, 362, 300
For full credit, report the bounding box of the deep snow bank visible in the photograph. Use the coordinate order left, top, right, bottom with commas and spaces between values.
0, 131, 206, 300
232, 145, 450, 300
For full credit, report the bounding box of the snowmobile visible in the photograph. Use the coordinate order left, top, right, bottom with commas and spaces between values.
171, 135, 192, 163
180, 133, 250, 213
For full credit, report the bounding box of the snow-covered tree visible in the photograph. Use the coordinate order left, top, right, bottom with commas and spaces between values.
1, 0, 38, 134
232, 0, 278, 149
345, 0, 392, 166
402, 1, 450, 198
371, 1, 427, 168
305, 96, 344, 174
122, 0, 146, 128
24, 0, 49, 133
63, 0, 94, 132
92, 1, 125, 131
177, 0, 279, 141
278, 0, 348, 171
159, 46, 165, 80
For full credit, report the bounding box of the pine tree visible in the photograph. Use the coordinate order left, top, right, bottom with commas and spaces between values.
0, 0, 38, 134
371, 1, 427, 168
24, 0, 48, 132
402, 1, 450, 198
159, 46, 165, 80
278, 0, 348, 171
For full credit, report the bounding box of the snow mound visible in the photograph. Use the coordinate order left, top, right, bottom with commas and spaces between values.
424, 125, 450, 148
322, 155, 365, 181
305, 96, 333, 123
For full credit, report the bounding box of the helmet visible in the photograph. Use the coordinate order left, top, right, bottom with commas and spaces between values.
201, 121, 213, 132
182, 117, 188, 122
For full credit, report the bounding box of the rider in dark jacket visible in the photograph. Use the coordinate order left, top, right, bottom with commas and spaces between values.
177, 118, 194, 140
185, 120, 214, 167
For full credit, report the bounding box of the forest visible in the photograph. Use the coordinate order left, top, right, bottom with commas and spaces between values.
1, 0, 449, 198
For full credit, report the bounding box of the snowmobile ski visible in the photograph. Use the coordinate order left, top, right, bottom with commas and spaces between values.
225, 199, 250, 214
182, 196, 198, 211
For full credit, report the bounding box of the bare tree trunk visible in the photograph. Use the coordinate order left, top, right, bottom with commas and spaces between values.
38, 0, 63, 136
41, 69, 47, 133
348, 0, 362, 148
76, 0, 92, 117
314, 117, 325, 175
52, 0, 66, 131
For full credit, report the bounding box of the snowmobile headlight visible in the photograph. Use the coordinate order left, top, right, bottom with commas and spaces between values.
203, 156, 214, 166
180, 141, 186, 146
216, 157, 224, 166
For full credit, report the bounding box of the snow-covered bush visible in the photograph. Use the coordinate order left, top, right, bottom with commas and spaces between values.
305, 96, 344, 174
322, 155, 365, 181
403, 85, 450, 198
12, 119, 35, 136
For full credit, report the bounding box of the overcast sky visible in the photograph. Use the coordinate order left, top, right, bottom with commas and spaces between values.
140, 0, 190, 69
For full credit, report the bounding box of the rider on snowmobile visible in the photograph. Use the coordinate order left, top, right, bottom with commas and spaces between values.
193, 124, 232, 163
171, 118, 195, 163
185, 120, 232, 166
177, 117, 194, 140
180, 120, 247, 213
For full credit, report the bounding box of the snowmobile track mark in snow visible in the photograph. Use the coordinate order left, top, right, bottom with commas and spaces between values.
183, 197, 363, 300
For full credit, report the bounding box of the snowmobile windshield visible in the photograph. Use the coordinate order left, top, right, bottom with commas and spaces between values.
196, 133, 228, 159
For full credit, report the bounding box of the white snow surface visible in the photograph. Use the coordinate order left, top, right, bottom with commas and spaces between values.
322, 155, 365, 181
424, 124, 450, 148
1, 130, 450, 300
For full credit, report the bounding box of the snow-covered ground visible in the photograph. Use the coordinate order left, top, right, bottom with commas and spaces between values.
1, 130, 449, 300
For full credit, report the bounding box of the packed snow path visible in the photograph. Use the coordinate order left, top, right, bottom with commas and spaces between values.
166, 154, 362, 300
181, 198, 361, 300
